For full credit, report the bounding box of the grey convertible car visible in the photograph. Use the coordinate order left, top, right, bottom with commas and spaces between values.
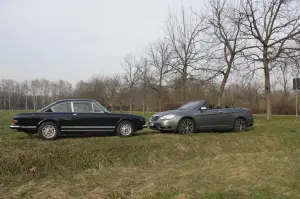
149, 100, 254, 133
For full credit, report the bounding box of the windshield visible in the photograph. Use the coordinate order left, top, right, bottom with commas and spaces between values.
178, 101, 201, 110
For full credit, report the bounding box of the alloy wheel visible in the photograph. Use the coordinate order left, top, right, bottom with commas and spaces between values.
41, 125, 56, 139
120, 124, 132, 136
180, 119, 194, 134
235, 119, 246, 132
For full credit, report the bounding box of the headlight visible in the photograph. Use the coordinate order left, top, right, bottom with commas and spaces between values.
160, 114, 176, 120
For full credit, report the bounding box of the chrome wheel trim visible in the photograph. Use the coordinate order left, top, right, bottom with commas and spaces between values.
42, 125, 56, 138
180, 120, 194, 133
236, 119, 246, 132
120, 124, 132, 136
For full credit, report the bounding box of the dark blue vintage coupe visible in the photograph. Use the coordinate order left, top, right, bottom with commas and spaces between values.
9, 99, 146, 140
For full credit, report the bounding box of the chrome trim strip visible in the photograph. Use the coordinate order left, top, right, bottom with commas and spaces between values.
61, 129, 114, 132
61, 126, 115, 129
22, 126, 37, 128
10, 125, 36, 128
71, 101, 74, 112
10, 125, 20, 128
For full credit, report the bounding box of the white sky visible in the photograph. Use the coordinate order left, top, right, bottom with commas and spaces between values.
0, 0, 203, 85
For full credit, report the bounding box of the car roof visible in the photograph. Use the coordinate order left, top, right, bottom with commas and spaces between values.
55, 99, 96, 103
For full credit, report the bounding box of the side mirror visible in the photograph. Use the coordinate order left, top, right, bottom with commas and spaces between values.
200, 107, 208, 111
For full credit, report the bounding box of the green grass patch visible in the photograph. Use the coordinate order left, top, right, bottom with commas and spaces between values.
0, 110, 300, 199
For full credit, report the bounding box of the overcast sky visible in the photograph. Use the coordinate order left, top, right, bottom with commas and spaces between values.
0, 0, 203, 85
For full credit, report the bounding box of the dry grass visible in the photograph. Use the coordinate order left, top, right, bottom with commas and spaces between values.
0, 110, 300, 198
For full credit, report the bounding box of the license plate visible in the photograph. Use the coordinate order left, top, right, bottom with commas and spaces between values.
149, 122, 154, 127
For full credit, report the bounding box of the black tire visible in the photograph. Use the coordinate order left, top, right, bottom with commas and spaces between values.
233, 118, 247, 132
38, 121, 59, 140
116, 120, 134, 137
177, 118, 195, 134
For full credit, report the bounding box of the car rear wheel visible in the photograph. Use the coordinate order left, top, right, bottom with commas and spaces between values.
233, 118, 247, 132
117, 121, 134, 137
177, 118, 195, 134
38, 121, 59, 140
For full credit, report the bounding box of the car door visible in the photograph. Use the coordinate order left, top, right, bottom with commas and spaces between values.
214, 108, 234, 128
194, 108, 221, 130
71, 101, 116, 132
49, 102, 74, 128
194, 104, 232, 130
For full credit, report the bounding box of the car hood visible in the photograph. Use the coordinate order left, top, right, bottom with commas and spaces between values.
152, 109, 191, 116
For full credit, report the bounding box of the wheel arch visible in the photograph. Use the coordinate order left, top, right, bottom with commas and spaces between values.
114, 118, 134, 132
234, 116, 246, 124
37, 119, 60, 130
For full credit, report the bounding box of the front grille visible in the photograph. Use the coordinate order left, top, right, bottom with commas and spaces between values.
150, 115, 161, 121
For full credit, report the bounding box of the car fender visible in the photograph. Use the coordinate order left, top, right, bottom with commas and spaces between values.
115, 117, 144, 132
37, 118, 60, 129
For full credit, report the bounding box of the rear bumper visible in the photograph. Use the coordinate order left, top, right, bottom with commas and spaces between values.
9, 125, 37, 131
247, 117, 254, 127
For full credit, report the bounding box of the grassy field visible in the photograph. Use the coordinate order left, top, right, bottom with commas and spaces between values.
0, 110, 300, 199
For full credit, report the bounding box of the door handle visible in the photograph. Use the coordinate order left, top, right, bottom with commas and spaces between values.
218, 110, 223, 113
73, 113, 77, 116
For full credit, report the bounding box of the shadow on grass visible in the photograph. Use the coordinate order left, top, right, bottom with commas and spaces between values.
14, 126, 256, 140
20, 130, 161, 140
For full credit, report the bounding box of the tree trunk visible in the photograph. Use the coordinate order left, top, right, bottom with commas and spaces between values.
158, 98, 162, 112
8, 96, 11, 110
217, 74, 230, 107
263, 57, 272, 120
25, 95, 28, 110
158, 79, 162, 112
181, 67, 187, 103
129, 96, 132, 114
142, 99, 145, 116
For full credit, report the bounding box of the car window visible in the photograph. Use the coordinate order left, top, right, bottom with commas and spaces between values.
93, 102, 104, 113
51, 102, 72, 112
178, 101, 201, 110
73, 101, 93, 112
202, 102, 209, 109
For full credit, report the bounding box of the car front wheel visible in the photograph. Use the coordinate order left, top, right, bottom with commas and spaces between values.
38, 121, 59, 140
117, 121, 134, 137
177, 118, 195, 134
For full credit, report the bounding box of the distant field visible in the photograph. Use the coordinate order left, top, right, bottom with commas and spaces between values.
1, 110, 300, 199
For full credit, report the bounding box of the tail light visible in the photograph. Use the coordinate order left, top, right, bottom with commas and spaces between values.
249, 110, 253, 115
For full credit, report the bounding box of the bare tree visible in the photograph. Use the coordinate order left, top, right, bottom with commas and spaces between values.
240, 0, 300, 120
88, 75, 109, 105
22, 80, 30, 110
30, 79, 40, 110
147, 38, 174, 111
106, 75, 121, 112
116, 77, 127, 112
207, 0, 248, 106
122, 54, 143, 113
40, 79, 50, 107
140, 60, 151, 115
50, 81, 59, 102
57, 80, 73, 99
166, 6, 208, 102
